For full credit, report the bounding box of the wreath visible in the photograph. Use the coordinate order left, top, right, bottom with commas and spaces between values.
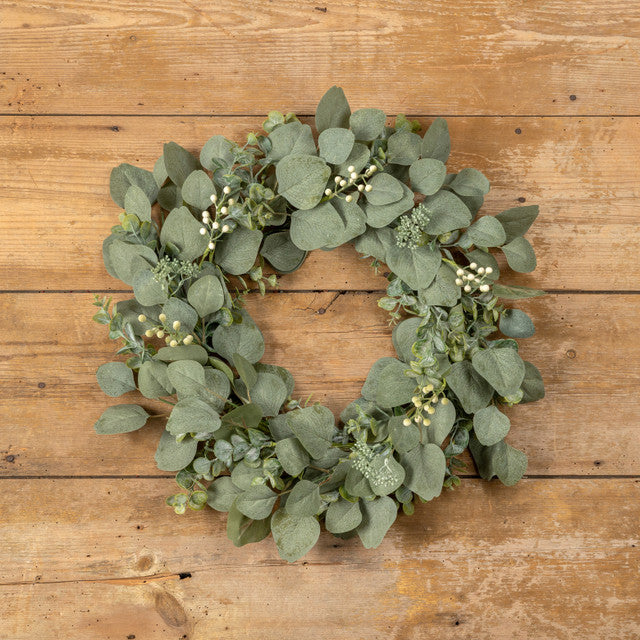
93, 86, 545, 562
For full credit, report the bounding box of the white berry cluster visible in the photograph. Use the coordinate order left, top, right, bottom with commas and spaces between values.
138, 312, 195, 348
454, 262, 493, 294
324, 164, 378, 203
401, 384, 450, 427
198, 185, 237, 254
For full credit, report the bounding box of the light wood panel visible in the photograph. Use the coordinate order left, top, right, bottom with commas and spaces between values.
1, 115, 639, 291
2, 1, 640, 115
1, 291, 638, 476
0, 477, 637, 639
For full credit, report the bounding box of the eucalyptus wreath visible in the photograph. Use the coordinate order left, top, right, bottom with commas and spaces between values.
93, 87, 545, 562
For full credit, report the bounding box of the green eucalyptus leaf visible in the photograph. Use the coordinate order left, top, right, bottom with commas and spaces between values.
471, 347, 526, 397
124, 184, 152, 221
422, 190, 472, 235
107, 239, 158, 286
399, 443, 446, 501
110, 163, 158, 209
318, 127, 355, 165
469, 436, 527, 486
500, 309, 535, 338
421, 118, 450, 162
271, 509, 320, 562
276, 154, 331, 210
354, 226, 394, 261
275, 437, 310, 476
501, 237, 537, 273
461, 216, 506, 248
138, 360, 174, 399
187, 274, 224, 316
364, 183, 415, 228
323, 197, 367, 249
156, 344, 209, 365
96, 362, 136, 397
418, 263, 460, 307
226, 504, 272, 547
286, 405, 334, 459
426, 400, 456, 446
392, 317, 422, 363
132, 269, 168, 306
388, 416, 420, 454
315, 85, 351, 133
473, 406, 511, 446
349, 108, 386, 141
335, 142, 371, 176
250, 371, 288, 417
162, 298, 198, 333
496, 205, 539, 243
290, 201, 345, 251
236, 485, 278, 520
221, 403, 263, 429
94, 404, 149, 434
386, 130, 421, 165
520, 361, 545, 403
446, 360, 494, 413
181, 170, 215, 211
163, 141, 199, 187
155, 431, 198, 471
365, 173, 404, 206
356, 496, 397, 549
267, 121, 316, 162
160, 206, 209, 261
409, 158, 446, 195
200, 135, 236, 170
285, 479, 323, 517
260, 231, 307, 273
449, 168, 490, 197
362, 357, 416, 408
326, 498, 362, 534
211, 310, 265, 364
492, 283, 545, 299
232, 353, 258, 390
385, 242, 441, 291
207, 476, 242, 512
166, 396, 221, 436
215, 227, 263, 275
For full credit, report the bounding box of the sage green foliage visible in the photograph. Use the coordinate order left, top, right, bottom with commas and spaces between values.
93, 86, 546, 562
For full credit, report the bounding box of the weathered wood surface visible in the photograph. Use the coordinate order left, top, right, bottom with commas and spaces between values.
1, 115, 640, 291
2, 1, 640, 115
0, 478, 638, 639
2, 1, 640, 637
1, 292, 639, 477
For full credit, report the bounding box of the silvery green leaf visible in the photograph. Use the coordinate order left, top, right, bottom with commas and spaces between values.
501, 237, 537, 273
364, 183, 415, 228
426, 400, 456, 446
230, 460, 266, 490
268, 414, 294, 441
260, 231, 307, 274
211, 309, 265, 364
492, 283, 545, 299
207, 476, 242, 512
386, 130, 421, 165
469, 435, 527, 486
290, 201, 345, 251
163, 141, 199, 187
200, 135, 236, 170
154, 431, 198, 471
500, 309, 535, 338
315, 85, 351, 133
157, 183, 182, 211
160, 206, 209, 261
255, 363, 295, 397
124, 184, 152, 221
162, 298, 198, 333
166, 359, 205, 397
364, 173, 404, 206
446, 360, 494, 413
250, 371, 288, 417
215, 227, 263, 275
418, 263, 460, 307
275, 437, 310, 476
345, 465, 374, 498
409, 158, 446, 195
399, 443, 446, 501
421, 117, 450, 162
285, 480, 323, 517
107, 239, 158, 286
461, 215, 506, 247
385, 242, 441, 291
221, 403, 263, 429
110, 163, 158, 209
271, 509, 320, 562
138, 360, 174, 399
349, 108, 386, 141
496, 205, 539, 243
166, 397, 221, 436
520, 361, 545, 403
286, 405, 334, 459
356, 496, 397, 549
421, 190, 472, 235
132, 268, 168, 306
156, 344, 209, 365
96, 362, 136, 397
323, 198, 367, 249
181, 170, 215, 211
450, 168, 490, 197
318, 127, 355, 165
388, 415, 420, 453
392, 316, 422, 363
335, 142, 371, 176
473, 406, 511, 446
267, 121, 317, 162
472, 347, 526, 397
232, 352, 257, 390
235, 485, 278, 520
354, 226, 394, 262
226, 504, 272, 547
368, 453, 406, 496
187, 274, 224, 317
94, 404, 149, 434
326, 498, 362, 534
362, 357, 416, 409
153, 155, 168, 187
276, 154, 331, 210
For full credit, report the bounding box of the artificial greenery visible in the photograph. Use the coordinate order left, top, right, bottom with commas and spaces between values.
94, 86, 545, 562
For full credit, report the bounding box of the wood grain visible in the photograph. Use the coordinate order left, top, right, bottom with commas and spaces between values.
1, 115, 639, 292
2, 1, 640, 115
1, 291, 638, 477
0, 477, 638, 639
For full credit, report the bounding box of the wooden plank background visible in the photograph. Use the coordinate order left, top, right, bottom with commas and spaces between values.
0, 1, 638, 638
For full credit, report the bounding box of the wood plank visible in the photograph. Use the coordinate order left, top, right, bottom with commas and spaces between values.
0, 477, 638, 638
1, 292, 639, 476
1, 116, 639, 291
2, 1, 640, 115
